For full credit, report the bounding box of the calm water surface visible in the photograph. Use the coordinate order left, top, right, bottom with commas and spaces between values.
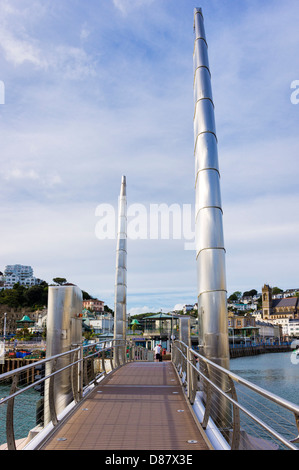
230, 351, 299, 405
230, 351, 299, 449
0, 384, 40, 446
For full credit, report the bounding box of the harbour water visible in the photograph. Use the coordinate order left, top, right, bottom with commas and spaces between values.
0, 383, 39, 446
230, 351, 299, 449
230, 351, 299, 406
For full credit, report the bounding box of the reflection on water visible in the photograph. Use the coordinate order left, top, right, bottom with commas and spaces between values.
230, 352, 299, 449
231, 352, 299, 405
0, 384, 40, 446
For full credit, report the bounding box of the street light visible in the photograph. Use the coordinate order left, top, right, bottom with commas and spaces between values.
3, 312, 7, 350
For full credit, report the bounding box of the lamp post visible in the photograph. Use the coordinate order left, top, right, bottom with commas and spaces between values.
3, 312, 6, 346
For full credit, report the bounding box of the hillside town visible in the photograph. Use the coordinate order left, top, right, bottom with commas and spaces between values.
0, 265, 299, 347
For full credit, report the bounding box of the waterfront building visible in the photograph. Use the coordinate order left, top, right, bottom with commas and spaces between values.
183, 305, 194, 314
228, 312, 259, 344
87, 315, 114, 335
269, 318, 299, 339
255, 320, 282, 343
138, 313, 180, 351
262, 284, 298, 320
288, 319, 299, 338
82, 298, 104, 313
228, 312, 282, 344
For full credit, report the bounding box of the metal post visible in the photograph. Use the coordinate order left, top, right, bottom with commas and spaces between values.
45, 285, 83, 425
179, 316, 191, 348
3, 312, 6, 342
113, 176, 127, 365
193, 8, 230, 371
193, 8, 231, 431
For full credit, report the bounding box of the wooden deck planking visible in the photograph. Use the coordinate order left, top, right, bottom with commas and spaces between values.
40, 362, 210, 451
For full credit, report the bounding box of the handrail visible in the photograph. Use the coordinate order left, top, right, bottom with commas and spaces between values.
0, 348, 81, 403
2, 338, 297, 450
172, 340, 299, 451
0, 338, 149, 450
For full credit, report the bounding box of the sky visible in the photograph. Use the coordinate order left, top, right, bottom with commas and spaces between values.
0, 0, 299, 314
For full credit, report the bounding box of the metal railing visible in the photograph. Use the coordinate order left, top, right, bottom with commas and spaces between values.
2, 338, 298, 451
172, 340, 299, 450
0, 339, 152, 450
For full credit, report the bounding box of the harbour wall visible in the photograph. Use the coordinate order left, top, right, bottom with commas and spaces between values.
230, 344, 292, 359
0, 358, 40, 384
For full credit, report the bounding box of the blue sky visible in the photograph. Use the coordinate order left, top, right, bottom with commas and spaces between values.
0, 0, 298, 314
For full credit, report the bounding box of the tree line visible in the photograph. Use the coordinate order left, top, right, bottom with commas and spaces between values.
0, 277, 94, 310
0, 282, 48, 309
228, 287, 284, 303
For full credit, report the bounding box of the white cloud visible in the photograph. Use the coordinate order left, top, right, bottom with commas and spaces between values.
112, 0, 155, 15
173, 304, 184, 311
0, 27, 97, 78
4, 168, 39, 181
0, 1, 96, 79
0, 29, 46, 68
128, 306, 151, 315
80, 23, 91, 41
47, 45, 97, 80
0, 0, 299, 310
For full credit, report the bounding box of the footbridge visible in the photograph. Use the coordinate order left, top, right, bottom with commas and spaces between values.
1, 340, 299, 451
1, 7, 299, 453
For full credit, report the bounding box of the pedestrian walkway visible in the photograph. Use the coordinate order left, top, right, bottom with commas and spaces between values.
40, 362, 211, 450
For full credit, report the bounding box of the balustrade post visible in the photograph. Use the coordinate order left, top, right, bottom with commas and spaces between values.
6, 374, 18, 450
228, 377, 241, 450
48, 359, 58, 426
79, 343, 83, 400
290, 413, 299, 444
101, 342, 107, 375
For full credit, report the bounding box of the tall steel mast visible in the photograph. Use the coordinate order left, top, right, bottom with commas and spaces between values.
193, 8, 230, 370
114, 175, 127, 347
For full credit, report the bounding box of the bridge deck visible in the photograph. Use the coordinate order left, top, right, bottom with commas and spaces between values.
40, 362, 211, 451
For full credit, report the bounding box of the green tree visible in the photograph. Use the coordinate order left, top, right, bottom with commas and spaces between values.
53, 277, 67, 285
0, 285, 26, 308
243, 289, 258, 297
228, 291, 242, 302
24, 285, 48, 308
104, 305, 114, 314
82, 290, 93, 300
272, 287, 283, 295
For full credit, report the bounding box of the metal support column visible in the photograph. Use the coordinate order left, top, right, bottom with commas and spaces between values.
193, 8, 230, 371
193, 8, 231, 430
113, 175, 127, 365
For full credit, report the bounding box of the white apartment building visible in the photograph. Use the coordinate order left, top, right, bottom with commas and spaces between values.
287, 319, 299, 337
3, 264, 42, 289
4, 264, 33, 279
264, 317, 299, 338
